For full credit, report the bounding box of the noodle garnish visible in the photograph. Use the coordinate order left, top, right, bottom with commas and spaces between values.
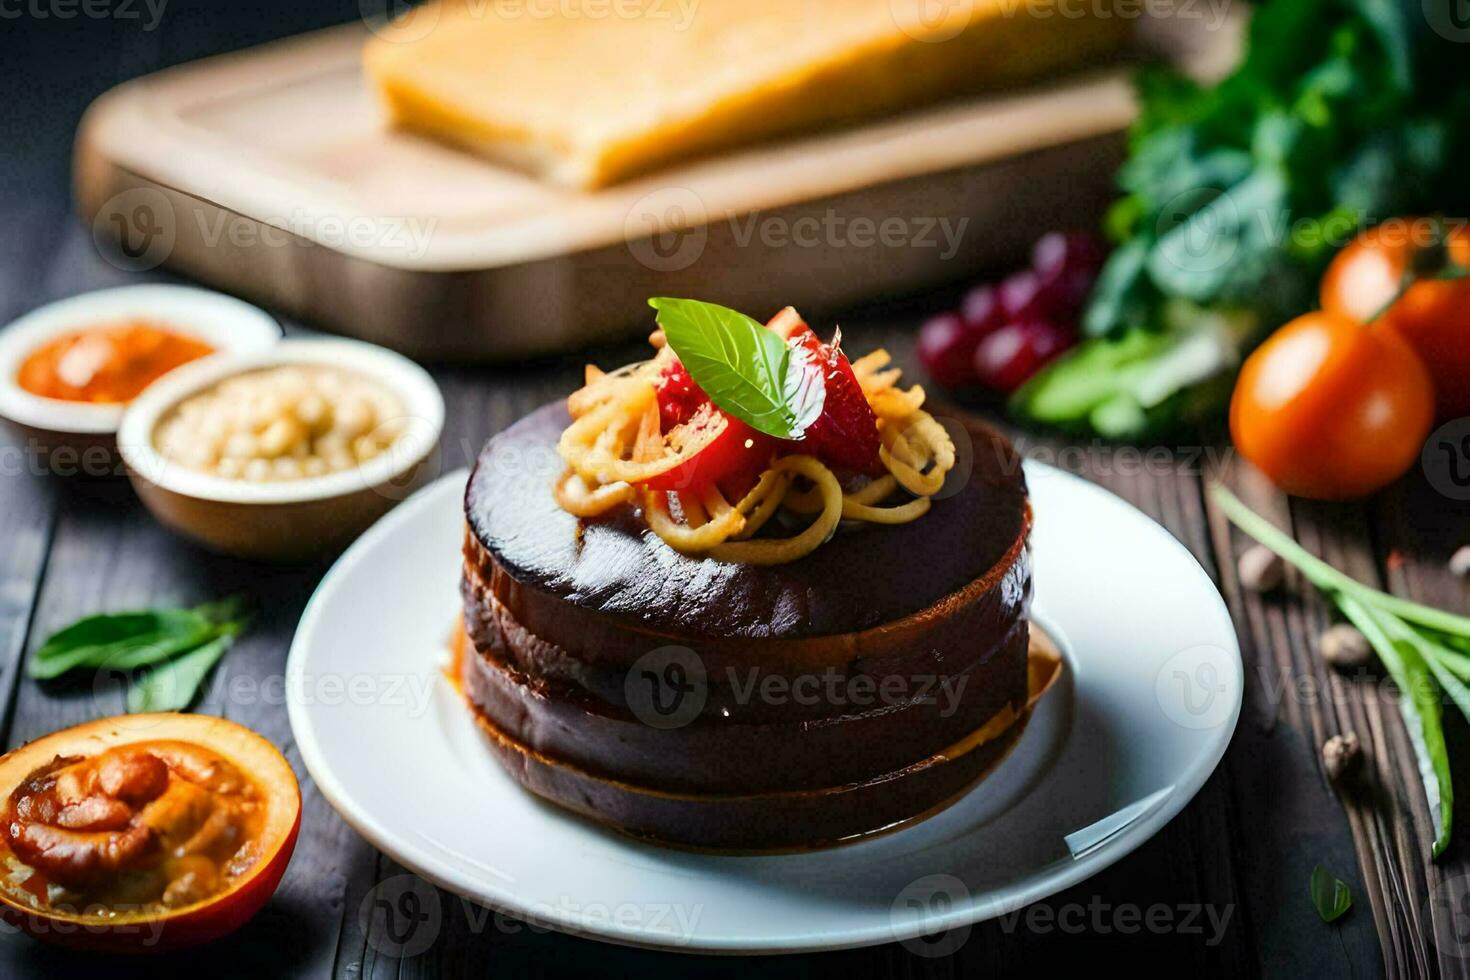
553, 308, 957, 564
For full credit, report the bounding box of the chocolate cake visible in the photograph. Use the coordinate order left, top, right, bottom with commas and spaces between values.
459, 402, 1037, 850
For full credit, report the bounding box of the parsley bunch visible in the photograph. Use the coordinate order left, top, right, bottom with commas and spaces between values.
1014, 0, 1470, 438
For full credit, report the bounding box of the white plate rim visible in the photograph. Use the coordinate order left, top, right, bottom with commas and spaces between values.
287, 462, 1242, 955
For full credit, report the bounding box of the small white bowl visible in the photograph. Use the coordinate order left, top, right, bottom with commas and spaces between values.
118, 338, 445, 562
0, 285, 281, 472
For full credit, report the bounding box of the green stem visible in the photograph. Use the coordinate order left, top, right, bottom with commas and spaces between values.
1338, 596, 1453, 857
1211, 484, 1470, 637
1365, 216, 1470, 323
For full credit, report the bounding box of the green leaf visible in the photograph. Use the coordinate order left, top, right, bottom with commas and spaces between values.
30, 610, 217, 680
1013, 309, 1252, 438
192, 594, 249, 626
1310, 865, 1354, 923
34, 609, 204, 660
127, 633, 236, 714
649, 298, 824, 440
1347, 0, 1412, 91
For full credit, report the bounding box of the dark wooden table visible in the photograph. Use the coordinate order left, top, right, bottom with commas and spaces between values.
3, 4, 1468, 978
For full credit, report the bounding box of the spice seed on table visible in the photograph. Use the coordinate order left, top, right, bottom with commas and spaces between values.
1319, 624, 1373, 670
1238, 543, 1285, 593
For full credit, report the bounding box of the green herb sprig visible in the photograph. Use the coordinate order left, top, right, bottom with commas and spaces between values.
29, 597, 250, 713
648, 297, 824, 440
1213, 484, 1470, 856
1310, 865, 1353, 923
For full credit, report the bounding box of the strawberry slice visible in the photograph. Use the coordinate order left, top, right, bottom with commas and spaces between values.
782, 322, 882, 475
653, 315, 883, 488
655, 358, 706, 430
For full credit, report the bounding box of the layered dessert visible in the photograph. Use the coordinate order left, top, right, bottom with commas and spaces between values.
459, 299, 1056, 849
366, 0, 1131, 188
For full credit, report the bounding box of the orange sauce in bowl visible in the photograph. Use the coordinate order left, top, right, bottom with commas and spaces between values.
16, 322, 214, 404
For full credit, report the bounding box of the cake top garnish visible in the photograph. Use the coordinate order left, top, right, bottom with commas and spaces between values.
554, 298, 956, 565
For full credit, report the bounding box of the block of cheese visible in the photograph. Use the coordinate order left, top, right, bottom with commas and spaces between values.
364, 0, 1131, 189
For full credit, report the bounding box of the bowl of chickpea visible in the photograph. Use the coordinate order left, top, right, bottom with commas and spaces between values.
118, 338, 444, 561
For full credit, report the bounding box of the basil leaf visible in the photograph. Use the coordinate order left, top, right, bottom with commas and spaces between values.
30, 627, 223, 681
649, 297, 824, 440
1309, 865, 1353, 923
127, 633, 236, 714
30, 611, 216, 680
34, 609, 206, 660
28, 597, 250, 682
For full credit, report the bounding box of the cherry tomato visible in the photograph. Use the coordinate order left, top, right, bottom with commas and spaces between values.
1230, 311, 1434, 500
1320, 218, 1470, 418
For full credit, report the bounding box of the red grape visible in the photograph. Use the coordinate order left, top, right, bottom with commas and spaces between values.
960, 284, 1005, 336
1031, 231, 1104, 316
917, 312, 981, 387
998, 269, 1059, 323
973, 320, 1076, 394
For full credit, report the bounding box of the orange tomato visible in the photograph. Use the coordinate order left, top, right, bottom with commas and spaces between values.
1230, 311, 1434, 500
1320, 218, 1470, 418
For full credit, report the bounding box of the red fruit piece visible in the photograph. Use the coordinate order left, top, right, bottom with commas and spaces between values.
917, 312, 979, 388
997, 269, 1060, 323
973, 320, 1076, 394
643, 402, 772, 493
655, 358, 706, 430
1031, 231, 1104, 318
960, 284, 1005, 336
786, 324, 882, 474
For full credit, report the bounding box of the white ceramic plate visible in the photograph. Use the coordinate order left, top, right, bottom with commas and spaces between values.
288, 463, 1241, 954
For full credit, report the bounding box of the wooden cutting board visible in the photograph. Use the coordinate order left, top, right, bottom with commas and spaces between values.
75, 15, 1238, 361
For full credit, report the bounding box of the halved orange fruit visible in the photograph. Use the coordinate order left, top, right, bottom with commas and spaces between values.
0, 713, 301, 953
